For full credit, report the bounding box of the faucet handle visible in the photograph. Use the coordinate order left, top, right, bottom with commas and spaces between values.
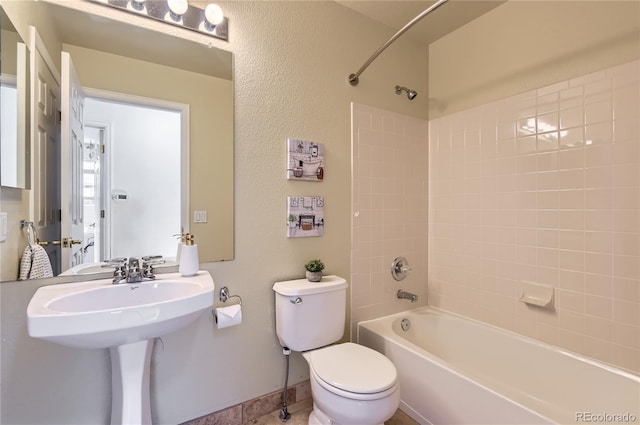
101, 258, 127, 271
102, 259, 128, 283
142, 255, 165, 269
391, 256, 411, 281
142, 255, 164, 264
141, 255, 164, 279
103, 257, 127, 265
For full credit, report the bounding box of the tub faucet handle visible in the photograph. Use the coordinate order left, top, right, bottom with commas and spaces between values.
391, 256, 411, 281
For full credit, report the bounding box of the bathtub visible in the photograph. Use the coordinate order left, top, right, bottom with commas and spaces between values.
358, 307, 640, 425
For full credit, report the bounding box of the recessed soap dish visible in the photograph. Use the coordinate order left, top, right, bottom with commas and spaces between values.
519, 281, 554, 308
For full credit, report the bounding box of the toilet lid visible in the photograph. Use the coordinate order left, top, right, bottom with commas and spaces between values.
306, 343, 397, 394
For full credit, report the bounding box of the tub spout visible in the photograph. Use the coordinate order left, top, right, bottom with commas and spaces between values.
397, 290, 417, 303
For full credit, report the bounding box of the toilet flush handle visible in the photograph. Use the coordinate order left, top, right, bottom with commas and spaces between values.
290, 297, 303, 304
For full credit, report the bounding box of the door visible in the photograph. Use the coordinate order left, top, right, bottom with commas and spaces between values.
30, 27, 61, 274
60, 51, 84, 268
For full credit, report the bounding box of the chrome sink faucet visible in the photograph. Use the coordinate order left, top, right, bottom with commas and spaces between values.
126, 257, 143, 283
105, 256, 164, 284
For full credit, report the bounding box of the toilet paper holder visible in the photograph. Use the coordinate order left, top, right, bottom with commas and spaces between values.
219, 286, 242, 305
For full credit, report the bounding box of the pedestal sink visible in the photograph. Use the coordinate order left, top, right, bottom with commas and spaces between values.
27, 271, 214, 424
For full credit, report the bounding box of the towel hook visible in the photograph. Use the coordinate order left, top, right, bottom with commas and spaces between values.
20, 220, 37, 248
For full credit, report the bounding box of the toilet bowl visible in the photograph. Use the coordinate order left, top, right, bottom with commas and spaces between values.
303, 343, 400, 425
272, 276, 401, 425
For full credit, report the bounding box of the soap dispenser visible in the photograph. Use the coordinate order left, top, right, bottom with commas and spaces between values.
178, 233, 199, 277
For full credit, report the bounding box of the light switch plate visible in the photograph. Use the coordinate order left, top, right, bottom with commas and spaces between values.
193, 211, 208, 223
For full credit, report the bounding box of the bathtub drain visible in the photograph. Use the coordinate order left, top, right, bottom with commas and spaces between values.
400, 318, 411, 331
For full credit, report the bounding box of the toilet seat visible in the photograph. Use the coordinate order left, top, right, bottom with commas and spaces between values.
305, 342, 398, 400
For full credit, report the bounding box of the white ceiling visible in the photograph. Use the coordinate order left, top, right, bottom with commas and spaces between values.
36, 0, 503, 80
336, 0, 505, 45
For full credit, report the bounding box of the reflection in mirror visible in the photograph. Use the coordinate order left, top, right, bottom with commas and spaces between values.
0, 8, 30, 189
82, 94, 185, 263
0, 1, 233, 282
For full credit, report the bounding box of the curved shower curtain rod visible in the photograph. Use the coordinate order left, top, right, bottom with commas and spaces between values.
348, 0, 448, 86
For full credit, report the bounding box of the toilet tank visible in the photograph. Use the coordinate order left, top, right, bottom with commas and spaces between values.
273, 275, 348, 352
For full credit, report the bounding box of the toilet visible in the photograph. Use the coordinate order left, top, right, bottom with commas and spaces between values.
273, 275, 400, 425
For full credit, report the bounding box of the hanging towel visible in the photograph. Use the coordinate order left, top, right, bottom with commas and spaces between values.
19, 245, 53, 280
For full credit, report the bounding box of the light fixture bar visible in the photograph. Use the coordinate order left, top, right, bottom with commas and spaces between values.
89, 0, 228, 41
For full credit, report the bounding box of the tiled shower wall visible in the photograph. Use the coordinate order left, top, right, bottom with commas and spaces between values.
428, 60, 640, 373
350, 103, 429, 336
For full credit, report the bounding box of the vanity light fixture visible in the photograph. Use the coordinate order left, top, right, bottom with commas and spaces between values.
89, 0, 229, 41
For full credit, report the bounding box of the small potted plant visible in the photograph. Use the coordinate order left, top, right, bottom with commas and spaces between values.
305, 259, 324, 282
288, 214, 298, 228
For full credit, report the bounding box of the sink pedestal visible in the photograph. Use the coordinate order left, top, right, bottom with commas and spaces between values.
110, 340, 154, 425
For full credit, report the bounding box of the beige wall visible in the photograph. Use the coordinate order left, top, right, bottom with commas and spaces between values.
1, 28, 19, 74
0, 189, 29, 280
0, 1, 428, 424
429, 1, 640, 118
0, 0, 62, 66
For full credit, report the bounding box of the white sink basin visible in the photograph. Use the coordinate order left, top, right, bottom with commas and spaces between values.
27, 271, 214, 349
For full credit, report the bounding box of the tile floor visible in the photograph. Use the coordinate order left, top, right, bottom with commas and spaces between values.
248, 399, 419, 425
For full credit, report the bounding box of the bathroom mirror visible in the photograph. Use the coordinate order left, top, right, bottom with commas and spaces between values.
0, 8, 30, 189
0, 1, 234, 282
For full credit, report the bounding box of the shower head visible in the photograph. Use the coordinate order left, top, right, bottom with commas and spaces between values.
395, 85, 417, 100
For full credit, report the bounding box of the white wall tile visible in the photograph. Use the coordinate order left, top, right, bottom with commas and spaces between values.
427, 60, 640, 373
351, 103, 429, 331
354, 62, 638, 373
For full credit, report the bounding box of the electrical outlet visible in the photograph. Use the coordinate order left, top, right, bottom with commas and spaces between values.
193, 211, 208, 223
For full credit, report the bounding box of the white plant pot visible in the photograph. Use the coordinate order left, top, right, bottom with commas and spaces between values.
306, 271, 322, 282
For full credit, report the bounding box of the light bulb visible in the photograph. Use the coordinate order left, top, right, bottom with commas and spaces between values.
128, 0, 146, 12
167, 0, 188, 16
204, 3, 224, 26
